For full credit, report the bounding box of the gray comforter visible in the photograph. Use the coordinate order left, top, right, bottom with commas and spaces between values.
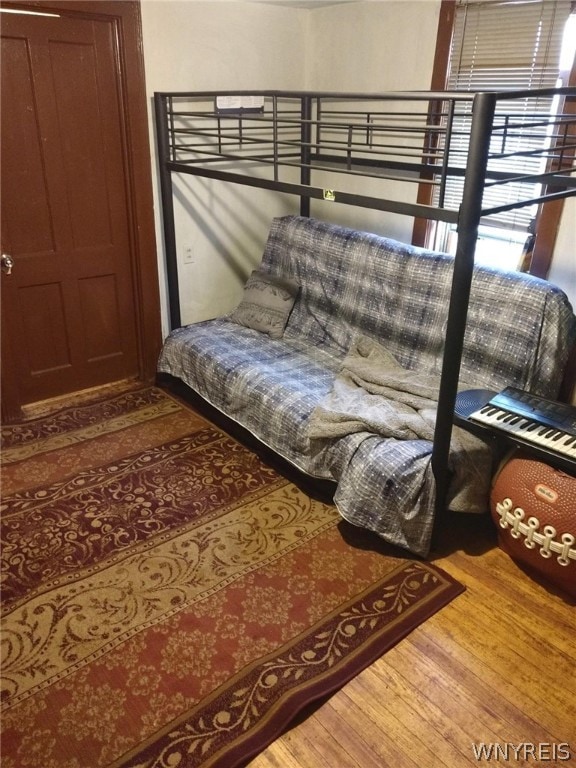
308, 335, 493, 528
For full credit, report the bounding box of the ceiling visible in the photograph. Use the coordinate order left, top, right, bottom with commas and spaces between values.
162, 0, 361, 7
248, 0, 359, 8
147, 0, 363, 9
244, 1, 359, 7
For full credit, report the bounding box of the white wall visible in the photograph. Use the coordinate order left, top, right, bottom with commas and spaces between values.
307, 1, 440, 91
549, 197, 576, 311
304, 1, 441, 240
141, 0, 307, 330
141, 0, 575, 338
141, 0, 444, 331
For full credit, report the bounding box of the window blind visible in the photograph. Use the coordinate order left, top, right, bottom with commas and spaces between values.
441, 0, 572, 231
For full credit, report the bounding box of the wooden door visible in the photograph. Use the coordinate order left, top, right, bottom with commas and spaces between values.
1, 3, 159, 419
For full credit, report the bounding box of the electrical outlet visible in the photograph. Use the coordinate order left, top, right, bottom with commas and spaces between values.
183, 245, 194, 264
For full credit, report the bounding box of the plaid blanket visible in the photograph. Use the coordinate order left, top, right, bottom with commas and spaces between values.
308, 335, 494, 553
158, 216, 576, 555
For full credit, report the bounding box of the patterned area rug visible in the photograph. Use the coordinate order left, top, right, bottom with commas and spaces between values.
1, 386, 464, 768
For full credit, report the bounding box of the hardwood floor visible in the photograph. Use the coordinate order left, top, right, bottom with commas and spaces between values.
249, 513, 575, 768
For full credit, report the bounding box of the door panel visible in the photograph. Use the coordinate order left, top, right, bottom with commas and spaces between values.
50, 35, 114, 249
1, 36, 55, 255
20, 282, 71, 376
79, 274, 124, 362
1, 11, 139, 407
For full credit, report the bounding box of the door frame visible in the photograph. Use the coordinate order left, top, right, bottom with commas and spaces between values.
1, 0, 161, 422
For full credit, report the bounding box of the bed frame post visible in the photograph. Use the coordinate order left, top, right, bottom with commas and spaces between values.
431, 92, 497, 519
154, 92, 181, 330
300, 95, 312, 217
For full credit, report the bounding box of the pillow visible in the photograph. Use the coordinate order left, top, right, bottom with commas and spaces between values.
229, 270, 299, 339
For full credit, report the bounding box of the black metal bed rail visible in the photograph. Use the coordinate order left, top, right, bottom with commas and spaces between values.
170, 120, 444, 159
158, 89, 576, 212
153, 88, 576, 520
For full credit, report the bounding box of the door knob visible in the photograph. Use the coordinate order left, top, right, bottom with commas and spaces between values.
1, 253, 14, 275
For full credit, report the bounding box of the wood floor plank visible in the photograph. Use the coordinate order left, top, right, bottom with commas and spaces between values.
280, 719, 360, 768
343, 666, 470, 767
248, 735, 309, 768
292, 700, 391, 768
329, 681, 435, 768
369, 649, 506, 752
419, 594, 576, 734
416, 618, 575, 739
388, 636, 560, 747
329, 684, 429, 768
441, 548, 575, 641
432, 588, 575, 694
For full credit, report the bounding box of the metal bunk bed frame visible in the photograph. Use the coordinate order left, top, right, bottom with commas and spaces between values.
154, 87, 576, 515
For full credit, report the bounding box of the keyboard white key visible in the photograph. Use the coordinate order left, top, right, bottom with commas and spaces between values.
470, 406, 576, 458
455, 387, 576, 474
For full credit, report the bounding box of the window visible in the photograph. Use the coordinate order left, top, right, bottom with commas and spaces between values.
422, 0, 575, 273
